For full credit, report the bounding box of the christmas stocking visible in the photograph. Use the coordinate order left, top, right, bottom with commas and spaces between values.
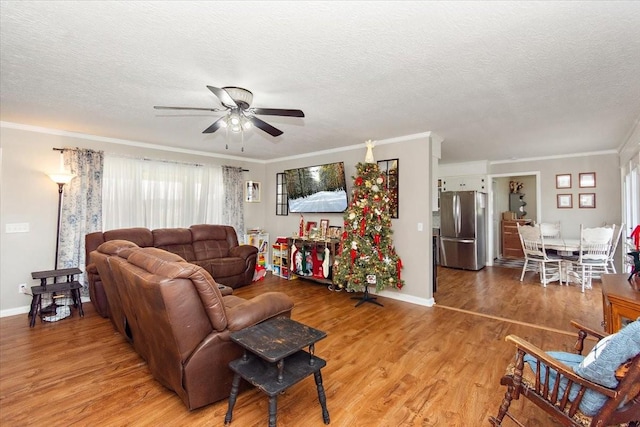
312, 247, 323, 278
290, 243, 298, 274
323, 247, 331, 278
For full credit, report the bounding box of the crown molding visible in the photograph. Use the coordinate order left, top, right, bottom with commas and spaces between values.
0, 121, 267, 164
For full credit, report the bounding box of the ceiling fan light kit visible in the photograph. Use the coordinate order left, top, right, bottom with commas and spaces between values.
153, 86, 304, 144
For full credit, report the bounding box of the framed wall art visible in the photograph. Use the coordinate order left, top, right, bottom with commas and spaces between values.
557, 194, 573, 209
275, 173, 288, 215
579, 172, 596, 188
555, 174, 571, 189
319, 219, 329, 239
245, 181, 261, 203
377, 158, 399, 218
578, 193, 596, 208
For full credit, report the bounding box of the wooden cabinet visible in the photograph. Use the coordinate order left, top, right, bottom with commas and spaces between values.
602, 274, 640, 333
441, 175, 487, 192
287, 238, 341, 285
271, 238, 289, 279
501, 219, 531, 259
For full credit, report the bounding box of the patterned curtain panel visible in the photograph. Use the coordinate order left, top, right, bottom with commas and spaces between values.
222, 166, 245, 242
60, 148, 104, 293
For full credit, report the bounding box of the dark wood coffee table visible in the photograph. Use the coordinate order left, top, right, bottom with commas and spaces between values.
224, 316, 330, 427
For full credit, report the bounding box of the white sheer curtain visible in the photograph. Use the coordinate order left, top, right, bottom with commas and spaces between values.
102, 155, 224, 230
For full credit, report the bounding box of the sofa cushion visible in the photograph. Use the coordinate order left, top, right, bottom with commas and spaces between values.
96, 239, 140, 257
153, 228, 197, 261
191, 225, 233, 260
126, 248, 228, 331
104, 227, 153, 247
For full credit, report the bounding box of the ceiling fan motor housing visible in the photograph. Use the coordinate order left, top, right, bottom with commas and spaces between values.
222, 87, 253, 110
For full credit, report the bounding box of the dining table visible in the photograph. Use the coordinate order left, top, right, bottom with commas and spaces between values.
543, 238, 580, 256
543, 238, 582, 285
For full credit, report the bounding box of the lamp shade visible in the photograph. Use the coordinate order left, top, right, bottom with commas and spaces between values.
48, 172, 75, 184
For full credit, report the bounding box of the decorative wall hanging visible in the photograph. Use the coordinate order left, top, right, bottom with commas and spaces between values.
377, 158, 399, 218
245, 181, 261, 203
275, 173, 288, 215
579, 172, 596, 188
557, 194, 573, 208
555, 174, 571, 189
578, 193, 596, 208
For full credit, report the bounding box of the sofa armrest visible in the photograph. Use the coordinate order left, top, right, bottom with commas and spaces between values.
229, 244, 258, 260
225, 292, 294, 331
86, 262, 98, 275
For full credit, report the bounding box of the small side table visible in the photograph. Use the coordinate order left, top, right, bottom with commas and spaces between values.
225, 317, 330, 427
29, 268, 84, 328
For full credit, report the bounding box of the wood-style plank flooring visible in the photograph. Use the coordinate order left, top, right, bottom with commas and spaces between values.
0, 265, 604, 426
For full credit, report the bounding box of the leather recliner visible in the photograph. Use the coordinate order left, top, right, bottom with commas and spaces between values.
86, 224, 258, 318
90, 241, 294, 410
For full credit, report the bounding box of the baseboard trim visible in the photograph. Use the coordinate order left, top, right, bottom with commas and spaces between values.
0, 296, 91, 318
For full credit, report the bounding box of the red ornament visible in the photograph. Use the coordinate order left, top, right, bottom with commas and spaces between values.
374, 234, 380, 245
351, 248, 357, 264
355, 176, 363, 186
397, 259, 403, 280
359, 218, 366, 236
363, 205, 369, 215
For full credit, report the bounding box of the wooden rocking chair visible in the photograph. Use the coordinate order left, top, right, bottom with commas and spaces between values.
489, 320, 640, 427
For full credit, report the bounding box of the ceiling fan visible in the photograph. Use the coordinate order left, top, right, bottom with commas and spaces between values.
154, 86, 304, 137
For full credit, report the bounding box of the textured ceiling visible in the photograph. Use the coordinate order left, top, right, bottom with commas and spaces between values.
1, 1, 640, 163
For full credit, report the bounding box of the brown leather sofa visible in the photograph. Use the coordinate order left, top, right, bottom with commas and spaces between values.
86, 224, 257, 318
90, 240, 294, 410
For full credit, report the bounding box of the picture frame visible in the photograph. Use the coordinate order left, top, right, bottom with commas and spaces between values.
244, 181, 261, 203
377, 158, 399, 218
319, 219, 329, 239
305, 221, 317, 237
555, 174, 571, 189
557, 194, 573, 209
579, 172, 596, 188
328, 226, 342, 239
578, 193, 596, 208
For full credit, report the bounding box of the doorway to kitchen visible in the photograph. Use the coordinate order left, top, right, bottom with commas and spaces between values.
486, 171, 541, 266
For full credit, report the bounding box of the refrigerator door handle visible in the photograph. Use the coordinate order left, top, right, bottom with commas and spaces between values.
454, 193, 461, 236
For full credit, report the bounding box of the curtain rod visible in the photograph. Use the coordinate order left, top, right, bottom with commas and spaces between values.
54, 148, 249, 171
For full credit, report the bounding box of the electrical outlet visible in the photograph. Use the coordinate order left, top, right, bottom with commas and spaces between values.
18, 284, 27, 294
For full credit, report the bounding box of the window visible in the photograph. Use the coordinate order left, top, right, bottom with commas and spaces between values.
102, 156, 224, 230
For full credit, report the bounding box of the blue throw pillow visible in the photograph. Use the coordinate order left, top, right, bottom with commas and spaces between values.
574, 319, 640, 388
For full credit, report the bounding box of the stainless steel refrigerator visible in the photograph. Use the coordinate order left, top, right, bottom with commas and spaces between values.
439, 191, 486, 270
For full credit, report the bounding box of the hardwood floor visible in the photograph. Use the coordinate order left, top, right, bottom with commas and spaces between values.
0, 265, 604, 426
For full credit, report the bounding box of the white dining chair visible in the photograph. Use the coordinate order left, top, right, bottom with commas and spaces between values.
517, 223, 563, 286
539, 222, 561, 238
605, 223, 624, 273
566, 224, 614, 292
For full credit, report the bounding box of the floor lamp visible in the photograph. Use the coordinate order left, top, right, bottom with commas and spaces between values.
48, 172, 75, 270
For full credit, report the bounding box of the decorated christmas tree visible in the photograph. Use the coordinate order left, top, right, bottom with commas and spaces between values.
333, 142, 404, 297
